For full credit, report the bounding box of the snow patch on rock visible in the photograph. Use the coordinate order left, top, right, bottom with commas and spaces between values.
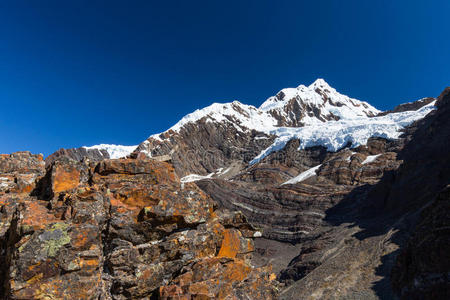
362, 154, 381, 164
180, 173, 214, 183
282, 165, 321, 185
83, 144, 138, 159
180, 167, 230, 183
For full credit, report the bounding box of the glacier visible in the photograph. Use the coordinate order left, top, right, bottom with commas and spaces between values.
250, 101, 436, 164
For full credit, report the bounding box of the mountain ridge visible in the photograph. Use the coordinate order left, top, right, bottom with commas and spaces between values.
49, 79, 433, 165
46, 79, 437, 181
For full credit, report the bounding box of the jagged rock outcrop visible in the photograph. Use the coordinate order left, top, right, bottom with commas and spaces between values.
134, 119, 275, 177
46, 147, 110, 166
0, 152, 45, 194
0, 155, 278, 299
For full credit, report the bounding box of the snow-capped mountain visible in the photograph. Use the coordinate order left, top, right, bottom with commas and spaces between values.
260, 78, 380, 126
149, 78, 381, 139
135, 79, 435, 175
47, 79, 436, 173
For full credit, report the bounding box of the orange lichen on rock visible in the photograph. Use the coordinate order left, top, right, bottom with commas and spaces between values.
113, 187, 160, 208
52, 165, 80, 193
159, 257, 255, 299
1, 154, 278, 299
217, 229, 241, 258
19, 200, 59, 231
95, 158, 177, 183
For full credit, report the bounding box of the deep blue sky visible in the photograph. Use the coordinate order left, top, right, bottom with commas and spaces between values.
1, 1, 449, 156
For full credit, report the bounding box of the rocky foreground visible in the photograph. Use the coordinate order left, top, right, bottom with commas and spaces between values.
1, 84, 449, 299
0, 154, 278, 299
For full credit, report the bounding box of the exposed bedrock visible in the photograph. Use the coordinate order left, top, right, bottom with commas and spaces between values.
45, 147, 111, 166
0, 155, 278, 299
133, 120, 275, 177
197, 137, 403, 243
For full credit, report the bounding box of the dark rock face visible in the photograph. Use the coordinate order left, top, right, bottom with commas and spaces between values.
391, 186, 450, 299
46, 147, 110, 166
384, 88, 450, 299
370, 89, 450, 213
197, 137, 403, 243
0, 155, 278, 299
265, 94, 343, 127
0, 152, 45, 194
134, 120, 275, 177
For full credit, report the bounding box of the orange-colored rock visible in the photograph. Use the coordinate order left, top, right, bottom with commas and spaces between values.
0, 152, 45, 195
1, 155, 278, 299
19, 199, 59, 232
160, 257, 277, 299
8, 222, 104, 299
217, 229, 241, 258
52, 164, 81, 193
95, 158, 177, 183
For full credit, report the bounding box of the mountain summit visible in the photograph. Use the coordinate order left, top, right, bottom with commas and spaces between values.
260, 78, 380, 126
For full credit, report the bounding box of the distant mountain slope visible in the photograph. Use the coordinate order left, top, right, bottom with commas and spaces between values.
47, 79, 434, 172
82, 144, 137, 159
134, 79, 435, 176
46, 144, 137, 165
